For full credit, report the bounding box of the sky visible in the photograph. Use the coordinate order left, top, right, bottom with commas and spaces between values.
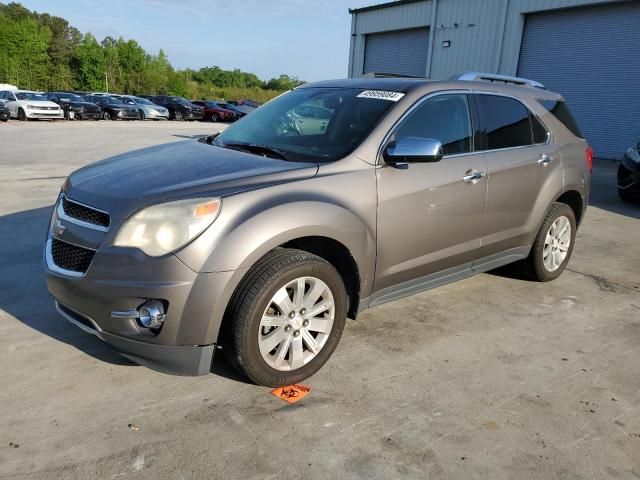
17, 0, 382, 81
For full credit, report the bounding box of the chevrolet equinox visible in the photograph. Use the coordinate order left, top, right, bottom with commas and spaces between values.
45, 74, 592, 386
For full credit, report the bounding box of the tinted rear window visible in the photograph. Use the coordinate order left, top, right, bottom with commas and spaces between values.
476, 95, 533, 150
531, 114, 549, 144
538, 100, 583, 139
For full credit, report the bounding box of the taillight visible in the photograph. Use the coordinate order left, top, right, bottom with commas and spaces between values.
586, 146, 594, 173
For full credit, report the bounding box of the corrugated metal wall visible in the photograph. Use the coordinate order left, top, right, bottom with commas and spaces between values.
517, 2, 640, 158
349, 1, 433, 77
349, 0, 626, 78
363, 28, 430, 77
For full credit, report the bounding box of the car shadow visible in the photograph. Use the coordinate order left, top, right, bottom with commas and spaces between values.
0, 205, 133, 366
590, 159, 640, 219
0, 205, 251, 383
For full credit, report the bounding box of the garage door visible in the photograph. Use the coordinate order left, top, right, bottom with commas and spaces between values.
363, 28, 429, 78
517, 2, 640, 159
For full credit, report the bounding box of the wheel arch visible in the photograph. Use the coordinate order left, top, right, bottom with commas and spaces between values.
556, 190, 584, 225
280, 236, 361, 319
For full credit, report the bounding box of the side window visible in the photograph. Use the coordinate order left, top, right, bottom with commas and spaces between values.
394, 94, 473, 156
476, 95, 533, 150
0, 91, 5, 100
538, 99, 584, 139
531, 114, 549, 144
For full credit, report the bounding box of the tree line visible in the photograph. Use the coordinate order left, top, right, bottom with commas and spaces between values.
0, 2, 305, 102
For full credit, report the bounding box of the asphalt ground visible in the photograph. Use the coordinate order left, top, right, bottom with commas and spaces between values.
1, 120, 639, 479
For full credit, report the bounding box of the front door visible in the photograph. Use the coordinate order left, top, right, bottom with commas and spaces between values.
374, 93, 488, 300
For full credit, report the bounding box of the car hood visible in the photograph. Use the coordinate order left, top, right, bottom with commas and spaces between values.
20, 100, 59, 108
64, 140, 319, 219
70, 102, 99, 109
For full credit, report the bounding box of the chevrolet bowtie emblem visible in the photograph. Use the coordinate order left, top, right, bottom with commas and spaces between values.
53, 220, 67, 236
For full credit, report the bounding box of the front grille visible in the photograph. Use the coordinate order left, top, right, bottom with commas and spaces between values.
62, 196, 110, 228
51, 238, 95, 273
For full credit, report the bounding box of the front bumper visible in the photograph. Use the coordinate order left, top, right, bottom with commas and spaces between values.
116, 110, 140, 120
184, 111, 204, 121
43, 193, 239, 375
73, 109, 101, 120
55, 301, 215, 375
26, 110, 64, 119
45, 248, 236, 375
0, 111, 9, 120
145, 109, 169, 119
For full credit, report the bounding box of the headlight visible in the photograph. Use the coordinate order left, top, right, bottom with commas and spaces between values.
114, 198, 221, 256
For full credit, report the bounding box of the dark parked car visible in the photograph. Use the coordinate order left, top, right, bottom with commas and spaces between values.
227, 99, 261, 114
46, 92, 102, 120
618, 141, 640, 202
84, 95, 140, 120
217, 102, 246, 119
143, 95, 203, 121
0, 102, 9, 122
191, 101, 237, 122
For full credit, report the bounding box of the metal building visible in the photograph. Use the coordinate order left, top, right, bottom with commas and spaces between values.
348, 0, 640, 159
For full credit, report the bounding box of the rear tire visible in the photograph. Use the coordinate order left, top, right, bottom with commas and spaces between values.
221, 249, 347, 387
519, 202, 576, 282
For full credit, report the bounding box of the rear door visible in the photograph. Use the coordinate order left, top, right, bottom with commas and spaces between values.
474, 93, 562, 259
374, 93, 488, 297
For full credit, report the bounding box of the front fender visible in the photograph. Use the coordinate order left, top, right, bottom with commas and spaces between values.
177, 197, 375, 279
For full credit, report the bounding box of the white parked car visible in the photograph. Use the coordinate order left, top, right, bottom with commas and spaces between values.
0, 90, 64, 120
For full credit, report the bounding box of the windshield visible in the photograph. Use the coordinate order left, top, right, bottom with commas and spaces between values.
120, 97, 137, 105
133, 97, 154, 105
57, 93, 85, 102
16, 92, 47, 101
170, 97, 191, 106
105, 96, 124, 104
215, 87, 397, 162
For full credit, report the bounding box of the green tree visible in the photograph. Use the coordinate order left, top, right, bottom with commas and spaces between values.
72, 33, 106, 91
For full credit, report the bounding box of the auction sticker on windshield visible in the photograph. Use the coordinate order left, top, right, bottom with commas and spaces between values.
357, 90, 405, 102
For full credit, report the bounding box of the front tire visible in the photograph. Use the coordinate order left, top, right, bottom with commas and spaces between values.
222, 249, 347, 387
174, 110, 184, 121
17, 108, 26, 121
211, 113, 219, 122
519, 202, 576, 282
102, 111, 111, 121
139, 109, 145, 120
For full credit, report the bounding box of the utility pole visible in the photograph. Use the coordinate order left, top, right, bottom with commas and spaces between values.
105, 72, 109, 92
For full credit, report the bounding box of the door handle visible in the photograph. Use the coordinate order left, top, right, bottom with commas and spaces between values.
538, 154, 553, 165
462, 170, 486, 184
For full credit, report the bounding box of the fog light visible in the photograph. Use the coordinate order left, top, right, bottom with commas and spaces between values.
138, 300, 166, 329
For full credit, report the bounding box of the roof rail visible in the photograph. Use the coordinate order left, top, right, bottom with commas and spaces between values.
453, 72, 546, 89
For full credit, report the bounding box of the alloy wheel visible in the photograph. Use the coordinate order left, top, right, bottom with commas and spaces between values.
258, 276, 335, 371
543, 215, 571, 272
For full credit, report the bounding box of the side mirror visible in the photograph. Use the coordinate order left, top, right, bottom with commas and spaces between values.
384, 137, 444, 164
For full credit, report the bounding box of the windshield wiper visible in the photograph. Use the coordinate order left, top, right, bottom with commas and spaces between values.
221, 142, 288, 160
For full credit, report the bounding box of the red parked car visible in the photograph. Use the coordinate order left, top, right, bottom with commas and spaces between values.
191, 101, 238, 122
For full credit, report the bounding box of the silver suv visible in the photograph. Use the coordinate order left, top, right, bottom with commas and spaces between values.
45, 73, 592, 386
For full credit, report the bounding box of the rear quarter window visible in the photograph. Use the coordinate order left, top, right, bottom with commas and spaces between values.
538, 100, 584, 139
476, 95, 533, 150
